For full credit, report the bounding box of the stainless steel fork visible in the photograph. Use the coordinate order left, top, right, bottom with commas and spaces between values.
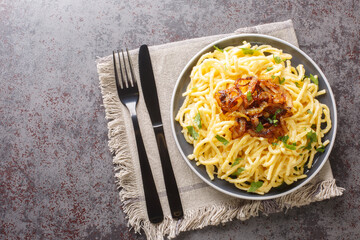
112, 49, 164, 224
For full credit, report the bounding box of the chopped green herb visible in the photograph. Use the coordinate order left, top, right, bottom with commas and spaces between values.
310, 74, 319, 85
241, 48, 259, 55
273, 55, 283, 64
311, 124, 317, 129
268, 109, 282, 126
231, 158, 242, 167
230, 167, 245, 178
246, 91, 253, 101
278, 135, 289, 144
194, 112, 202, 129
256, 122, 264, 132
279, 77, 285, 85
307, 131, 317, 143
213, 45, 223, 52
305, 130, 317, 150
271, 75, 276, 80
186, 126, 199, 140
266, 67, 273, 71
316, 145, 326, 153
307, 109, 313, 114
215, 135, 229, 146
272, 142, 278, 146
278, 135, 296, 150
248, 181, 264, 192
285, 144, 296, 150
294, 166, 298, 171
302, 75, 308, 82
295, 82, 301, 88
268, 118, 279, 126
299, 153, 303, 156
275, 109, 282, 115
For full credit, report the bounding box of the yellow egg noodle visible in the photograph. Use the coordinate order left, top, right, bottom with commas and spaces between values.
175, 42, 332, 194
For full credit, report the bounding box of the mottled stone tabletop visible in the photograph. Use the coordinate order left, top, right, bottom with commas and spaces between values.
1, 1, 359, 239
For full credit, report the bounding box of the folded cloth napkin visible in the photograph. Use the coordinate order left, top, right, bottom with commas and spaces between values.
96, 20, 344, 240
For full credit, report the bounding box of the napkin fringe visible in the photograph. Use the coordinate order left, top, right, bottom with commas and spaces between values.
140, 179, 343, 240
97, 52, 344, 240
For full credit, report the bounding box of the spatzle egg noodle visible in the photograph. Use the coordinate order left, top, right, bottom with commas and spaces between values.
175, 42, 331, 195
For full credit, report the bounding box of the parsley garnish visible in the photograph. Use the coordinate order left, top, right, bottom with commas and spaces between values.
272, 142, 278, 146
231, 158, 242, 166
256, 122, 264, 132
273, 55, 282, 64
278, 135, 296, 150
311, 124, 317, 129
194, 112, 202, 129
307, 109, 313, 114
294, 166, 298, 171
268, 118, 278, 125
295, 82, 301, 88
279, 77, 285, 85
285, 144, 296, 150
186, 126, 199, 140
268, 109, 282, 126
230, 167, 245, 178
241, 48, 259, 55
316, 145, 326, 153
213, 45, 223, 52
270, 75, 285, 84
248, 181, 263, 192
307, 131, 317, 142
246, 91, 253, 101
305, 130, 317, 150
215, 135, 229, 146
310, 74, 318, 85
278, 135, 289, 144
266, 67, 273, 71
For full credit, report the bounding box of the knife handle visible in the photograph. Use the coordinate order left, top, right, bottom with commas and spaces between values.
131, 114, 164, 224
154, 125, 184, 219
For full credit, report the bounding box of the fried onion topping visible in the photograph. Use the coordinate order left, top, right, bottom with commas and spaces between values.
215, 76, 293, 140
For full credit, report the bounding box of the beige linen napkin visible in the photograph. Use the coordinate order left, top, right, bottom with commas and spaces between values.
96, 20, 344, 240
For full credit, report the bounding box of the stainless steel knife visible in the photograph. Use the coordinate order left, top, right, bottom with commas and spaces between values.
138, 44, 184, 219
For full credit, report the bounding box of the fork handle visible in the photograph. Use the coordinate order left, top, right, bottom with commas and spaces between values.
131, 114, 164, 224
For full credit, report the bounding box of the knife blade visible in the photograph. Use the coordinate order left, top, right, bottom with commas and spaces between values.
138, 44, 184, 219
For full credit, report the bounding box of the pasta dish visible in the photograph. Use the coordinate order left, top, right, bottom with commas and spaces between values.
175, 42, 331, 194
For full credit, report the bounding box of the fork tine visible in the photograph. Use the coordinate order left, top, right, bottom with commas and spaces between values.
126, 48, 136, 87
121, 49, 132, 88
112, 51, 119, 84
117, 50, 126, 88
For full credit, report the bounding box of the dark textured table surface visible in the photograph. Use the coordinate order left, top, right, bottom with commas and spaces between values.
1, 1, 359, 239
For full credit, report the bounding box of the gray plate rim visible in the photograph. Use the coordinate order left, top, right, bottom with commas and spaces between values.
170, 33, 337, 200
